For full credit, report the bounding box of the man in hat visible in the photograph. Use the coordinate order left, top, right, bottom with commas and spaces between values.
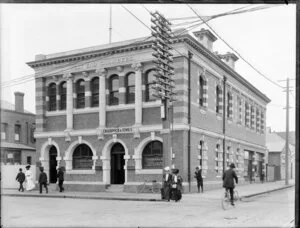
161, 166, 172, 201
38, 167, 48, 194
57, 167, 65, 192
222, 163, 238, 206
15, 168, 25, 192
194, 167, 203, 193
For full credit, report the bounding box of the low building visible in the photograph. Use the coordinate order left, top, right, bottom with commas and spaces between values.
27, 28, 270, 192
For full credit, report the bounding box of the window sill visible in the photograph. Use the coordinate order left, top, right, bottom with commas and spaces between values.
66, 170, 95, 174
135, 169, 163, 174
46, 110, 67, 116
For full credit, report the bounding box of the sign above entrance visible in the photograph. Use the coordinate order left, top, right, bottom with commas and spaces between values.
103, 127, 132, 134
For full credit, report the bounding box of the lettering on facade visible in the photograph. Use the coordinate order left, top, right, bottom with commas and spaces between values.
72, 56, 133, 72
103, 127, 133, 134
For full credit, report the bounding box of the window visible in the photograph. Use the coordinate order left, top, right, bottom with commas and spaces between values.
142, 141, 163, 169
250, 106, 255, 129
256, 109, 260, 132
59, 81, 67, 110
5, 150, 21, 165
199, 141, 203, 166
227, 92, 232, 119
145, 70, 157, 102
126, 72, 135, 104
27, 156, 32, 165
91, 77, 99, 107
216, 86, 222, 114
199, 76, 204, 106
30, 123, 36, 143
215, 144, 222, 174
245, 102, 249, 127
261, 111, 265, 133
15, 124, 21, 141
48, 83, 57, 111
109, 75, 119, 105
72, 144, 93, 169
1, 123, 8, 140
76, 79, 85, 109
237, 96, 242, 124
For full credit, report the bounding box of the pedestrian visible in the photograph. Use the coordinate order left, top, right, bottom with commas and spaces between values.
161, 166, 172, 201
260, 171, 265, 183
25, 165, 35, 191
15, 168, 25, 192
38, 167, 48, 194
57, 167, 65, 192
170, 168, 183, 202
194, 167, 203, 193
222, 163, 238, 206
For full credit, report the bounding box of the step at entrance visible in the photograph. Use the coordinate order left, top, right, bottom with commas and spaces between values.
47, 184, 58, 192
106, 185, 124, 193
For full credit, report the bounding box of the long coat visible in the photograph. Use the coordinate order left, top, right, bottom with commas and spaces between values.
57, 170, 64, 181
16, 172, 25, 182
222, 168, 238, 188
194, 170, 203, 183
39, 172, 48, 184
161, 173, 172, 200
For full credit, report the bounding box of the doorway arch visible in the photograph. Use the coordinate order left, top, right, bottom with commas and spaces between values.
49, 146, 58, 183
110, 143, 125, 184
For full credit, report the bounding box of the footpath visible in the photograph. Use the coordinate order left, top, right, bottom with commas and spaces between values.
2, 179, 295, 202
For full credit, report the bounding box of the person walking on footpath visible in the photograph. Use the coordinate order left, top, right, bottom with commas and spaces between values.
194, 167, 203, 193
260, 171, 265, 183
57, 167, 65, 192
25, 165, 35, 191
161, 166, 172, 201
15, 168, 25, 192
222, 163, 238, 206
171, 168, 183, 202
38, 167, 48, 194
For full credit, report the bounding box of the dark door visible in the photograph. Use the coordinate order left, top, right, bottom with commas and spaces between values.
248, 152, 253, 183
49, 146, 57, 183
111, 143, 125, 184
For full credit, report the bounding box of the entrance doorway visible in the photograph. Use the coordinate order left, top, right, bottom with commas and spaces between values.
49, 146, 57, 183
110, 143, 125, 184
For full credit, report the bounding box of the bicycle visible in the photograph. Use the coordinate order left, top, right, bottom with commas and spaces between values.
221, 188, 239, 210
136, 180, 161, 193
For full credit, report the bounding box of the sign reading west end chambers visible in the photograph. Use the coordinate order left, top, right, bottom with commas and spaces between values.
103, 127, 133, 134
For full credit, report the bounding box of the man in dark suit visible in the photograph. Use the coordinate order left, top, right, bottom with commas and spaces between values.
161, 166, 172, 201
194, 167, 203, 193
222, 163, 238, 206
38, 167, 48, 194
15, 168, 25, 192
57, 167, 65, 192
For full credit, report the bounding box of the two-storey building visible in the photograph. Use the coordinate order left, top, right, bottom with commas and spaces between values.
28, 28, 270, 192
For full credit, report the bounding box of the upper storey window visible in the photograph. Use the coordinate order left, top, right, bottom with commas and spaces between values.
199, 76, 204, 107
48, 83, 56, 111
245, 102, 250, 127
145, 70, 157, 102
237, 96, 242, 124
59, 81, 67, 110
126, 72, 135, 104
227, 92, 233, 119
216, 85, 222, 114
76, 79, 85, 109
109, 75, 119, 105
91, 77, 99, 107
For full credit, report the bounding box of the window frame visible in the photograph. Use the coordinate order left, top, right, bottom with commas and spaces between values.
14, 124, 21, 142
72, 144, 93, 170
76, 79, 85, 109
145, 70, 157, 102
1, 123, 8, 140
48, 83, 57, 111
91, 77, 99, 107
126, 72, 135, 104
59, 81, 67, 110
142, 141, 163, 169
199, 76, 204, 107
109, 75, 119, 106
216, 85, 221, 114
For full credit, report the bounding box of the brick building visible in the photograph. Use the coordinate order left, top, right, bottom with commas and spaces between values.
1, 92, 36, 165
27, 28, 270, 192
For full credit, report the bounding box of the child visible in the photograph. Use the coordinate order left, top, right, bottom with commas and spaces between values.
38, 167, 48, 194
15, 168, 25, 192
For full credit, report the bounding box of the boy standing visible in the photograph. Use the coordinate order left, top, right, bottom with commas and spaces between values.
38, 167, 48, 194
194, 167, 203, 193
15, 168, 25, 192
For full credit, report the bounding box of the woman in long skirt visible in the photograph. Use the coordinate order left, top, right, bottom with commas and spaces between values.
171, 168, 183, 202
25, 165, 35, 191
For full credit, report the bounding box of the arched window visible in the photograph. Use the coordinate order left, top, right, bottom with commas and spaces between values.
250, 106, 254, 129
145, 70, 157, 102
227, 92, 232, 119
48, 83, 56, 111
237, 96, 242, 123
245, 102, 249, 127
126, 72, 135, 104
216, 85, 221, 113
76, 79, 85, 109
109, 75, 119, 105
59, 81, 67, 110
72, 144, 93, 170
142, 141, 163, 169
91, 77, 99, 107
199, 76, 204, 106
199, 141, 204, 166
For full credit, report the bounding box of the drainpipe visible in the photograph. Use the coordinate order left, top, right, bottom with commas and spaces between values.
222, 76, 227, 174
188, 51, 193, 192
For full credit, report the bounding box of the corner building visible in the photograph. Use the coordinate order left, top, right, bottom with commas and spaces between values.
28, 28, 270, 192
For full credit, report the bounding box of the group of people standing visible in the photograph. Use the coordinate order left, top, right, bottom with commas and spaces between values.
15, 165, 65, 194
161, 167, 183, 202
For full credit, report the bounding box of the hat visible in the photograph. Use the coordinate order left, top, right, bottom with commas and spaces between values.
230, 163, 236, 168
39, 166, 44, 171
25, 165, 31, 169
173, 168, 179, 174
164, 166, 170, 171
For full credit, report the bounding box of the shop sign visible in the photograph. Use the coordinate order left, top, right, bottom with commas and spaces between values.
7, 153, 13, 159
103, 127, 132, 134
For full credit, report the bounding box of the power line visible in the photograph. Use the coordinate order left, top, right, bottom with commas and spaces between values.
121, 5, 152, 31
186, 4, 284, 90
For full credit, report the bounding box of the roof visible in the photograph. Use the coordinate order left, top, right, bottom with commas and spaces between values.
0, 141, 35, 151
266, 130, 295, 154
275, 131, 295, 146
0, 100, 34, 115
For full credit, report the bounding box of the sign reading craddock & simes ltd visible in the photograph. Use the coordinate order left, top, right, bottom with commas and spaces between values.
103, 127, 133, 134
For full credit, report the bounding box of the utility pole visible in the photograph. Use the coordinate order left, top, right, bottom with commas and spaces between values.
222, 76, 227, 174
285, 78, 290, 185
150, 11, 175, 169
109, 4, 112, 44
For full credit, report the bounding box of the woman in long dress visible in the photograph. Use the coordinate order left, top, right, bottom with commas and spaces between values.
25, 165, 35, 191
171, 168, 183, 202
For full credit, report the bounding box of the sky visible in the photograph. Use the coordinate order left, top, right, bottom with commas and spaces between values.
0, 3, 296, 132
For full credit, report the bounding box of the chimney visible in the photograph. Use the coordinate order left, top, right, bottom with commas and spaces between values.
193, 28, 217, 52
35, 54, 46, 61
219, 52, 239, 70
14, 92, 24, 113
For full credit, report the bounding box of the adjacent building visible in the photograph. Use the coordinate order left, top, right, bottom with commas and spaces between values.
27, 28, 271, 192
